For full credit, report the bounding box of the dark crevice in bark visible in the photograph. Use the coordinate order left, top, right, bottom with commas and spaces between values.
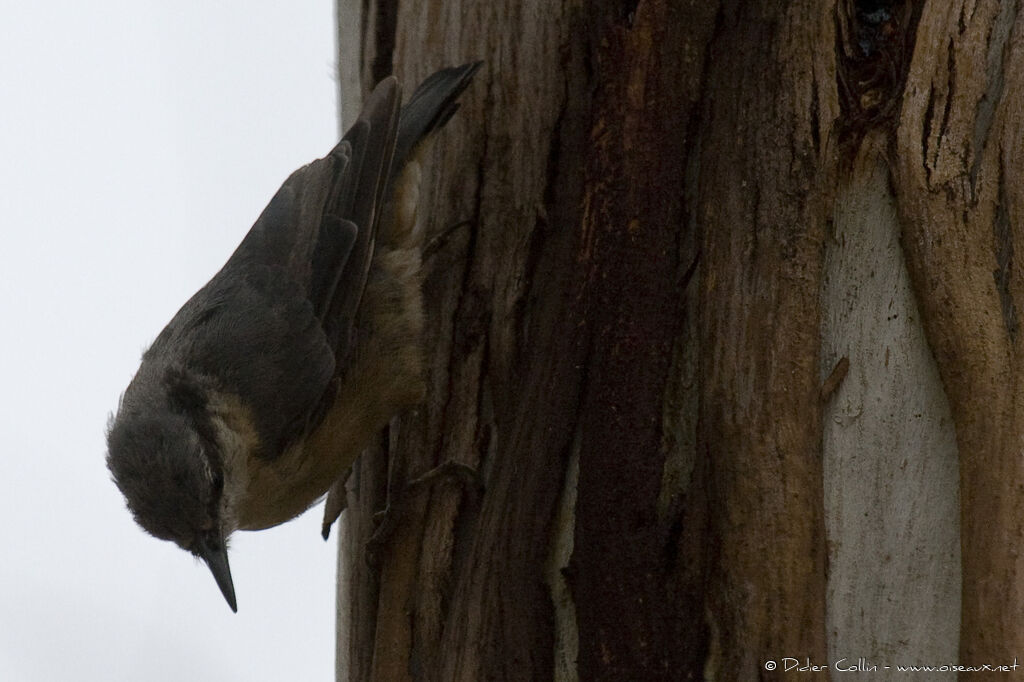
994, 159, 1018, 343
921, 84, 936, 185
939, 36, 955, 162
370, 0, 396, 85
620, 0, 640, 27
431, 86, 490, 475
835, 0, 924, 152
515, 71, 568, 366
569, 3, 699, 679
359, 0, 371, 78
811, 75, 822, 156
969, 0, 1018, 200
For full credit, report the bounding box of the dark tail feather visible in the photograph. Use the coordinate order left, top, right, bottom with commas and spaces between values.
391, 61, 483, 177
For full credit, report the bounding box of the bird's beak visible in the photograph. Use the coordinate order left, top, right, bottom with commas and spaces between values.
197, 533, 237, 612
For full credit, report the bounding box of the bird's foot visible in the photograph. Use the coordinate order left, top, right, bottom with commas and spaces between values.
364, 461, 481, 567
423, 220, 473, 262
320, 472, 351, 540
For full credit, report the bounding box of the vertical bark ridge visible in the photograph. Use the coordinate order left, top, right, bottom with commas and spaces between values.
894, 0, 1024, 670
697, 2, 839, 678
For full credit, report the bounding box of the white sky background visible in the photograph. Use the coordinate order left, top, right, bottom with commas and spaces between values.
0, 2, 342, 680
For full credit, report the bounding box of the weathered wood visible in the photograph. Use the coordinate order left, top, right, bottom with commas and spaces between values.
894, 1, 1024, 670
696, 3, 837, 678
568, 1, 713, 679
823, 133, 961, 674
331, 0, 1024, 679
340, 1, 586, 679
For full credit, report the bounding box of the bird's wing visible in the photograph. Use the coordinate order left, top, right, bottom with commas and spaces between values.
148, 263, 336, 458
222, 77, 402, 363
317, 77, 401, 358
158, 77, 402, 458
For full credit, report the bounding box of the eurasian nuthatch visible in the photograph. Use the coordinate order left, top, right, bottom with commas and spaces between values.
106, 62, 480, 611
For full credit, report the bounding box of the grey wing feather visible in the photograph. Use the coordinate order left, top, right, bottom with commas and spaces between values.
174, 267, 335, 456
145, 66, 479, 462
147, 77, 405, 459
222, 76, 401, 333
321, 78, 401, 355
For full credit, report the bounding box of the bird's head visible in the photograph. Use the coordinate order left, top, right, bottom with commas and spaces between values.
106, 408, 237, 612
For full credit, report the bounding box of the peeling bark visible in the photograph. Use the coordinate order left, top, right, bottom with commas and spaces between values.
696, 3, 838, 678
331, 0, 1024, 679
339, 1, 587, 679
894, 0, 1024, 670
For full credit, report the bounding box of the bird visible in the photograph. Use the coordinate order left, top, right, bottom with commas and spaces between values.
106, 62, 481, 612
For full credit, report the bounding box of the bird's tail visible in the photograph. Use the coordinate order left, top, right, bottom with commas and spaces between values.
392, 61, 482, 181
379, 61, 482, 251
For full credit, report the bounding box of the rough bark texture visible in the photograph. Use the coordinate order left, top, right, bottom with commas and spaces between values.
339, 2, 589, 680
696, 4, 837, 679
894, 0, 1024, 671
330, 0, 1024, 679
567, 2, 717, 679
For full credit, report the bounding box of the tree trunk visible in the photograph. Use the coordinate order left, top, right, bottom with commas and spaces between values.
332, 1, 1023, 679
